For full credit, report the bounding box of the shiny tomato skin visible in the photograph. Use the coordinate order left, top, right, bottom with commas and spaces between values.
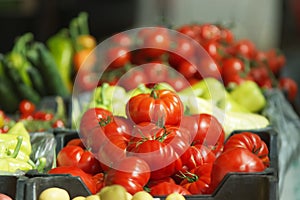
107, 47, 131, 69
56, 145, 102, 175
105, 156, 151, 195
231, 39, 257, 59
130, 139, 182, 180
224, 132, 270, 167
126, 89, 183, 126
209, 148, 266, 193
118, 69, 149, 91
150, 182, 191, 196
144, 62, 169, 84
19, 100, 35, 115
180, 144, 216, 171
180, 114, 225, 155
177, 61, 197, 79
180, 163, 213, 194
279, 77, 298, 102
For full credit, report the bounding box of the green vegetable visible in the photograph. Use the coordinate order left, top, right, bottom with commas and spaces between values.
47, 29, 74, 92
0, 157, 33, 172
0, 54, 20, 112
26, 42, 70, 97
182, 96, 269, 137
89, 83, 128, 116
230, 80, 266, 113
179, 78, 250, 113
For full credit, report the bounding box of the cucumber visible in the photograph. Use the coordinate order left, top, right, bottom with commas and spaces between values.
26, 42, 70, 97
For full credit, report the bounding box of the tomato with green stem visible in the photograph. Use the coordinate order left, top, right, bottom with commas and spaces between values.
19, 100, 36, 115
126, 89, 184, 126
180, 163, 213, 194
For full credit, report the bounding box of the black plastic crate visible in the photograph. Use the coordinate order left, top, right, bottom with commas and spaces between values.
51, 126, 278, 200
0, 175, 19, 199
16, 174, 91, 200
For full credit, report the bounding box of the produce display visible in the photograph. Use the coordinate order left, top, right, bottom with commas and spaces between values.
0, 11, 299, 200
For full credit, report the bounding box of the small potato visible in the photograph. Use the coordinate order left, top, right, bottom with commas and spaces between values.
72, 196, 86, 200
39, 187, 70, 200
131, 191, 153, 200
165, 193, 186, 200
86, 195, 100, 200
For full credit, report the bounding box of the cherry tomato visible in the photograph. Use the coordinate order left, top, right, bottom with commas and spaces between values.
143, 62, 169, 84
177, 61, 197, 79
19, 100, 35, 115
52, 119, 65, 128
230, 39, 257, 59
202, 40, 225, 62
221, 57, 251, 86
111, 32, 132, 47
107, 47, 131, 69
198, 23, 221, 43
279, 77, 298, 102
118, 68, 149, 91
33, 111, 54, 121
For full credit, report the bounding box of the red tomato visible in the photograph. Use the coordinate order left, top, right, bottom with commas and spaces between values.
111, 32, 132, 47
130, 139, 182, 180
19, 100, 35, 115
266, 48, 286, 76
126, 89, 183, 126
279, 77, 298, 102
180, 144, 216, 171
224, 132, 270, 167
92, 173, 105, 192
52, 119, 65, 128
230, 39, 257, 59
118, 68, 149, 91
150, 182, 191, 196
141, 28, 171, 58
202, 40, 225, 62
195, 58, 222, 80
180, 163, 213, 194
248, 65, 272, 88
106, 47, 131, 69
166, 75, 190, 92
33, 111, 54, 121
209, 148, 266, 193
168, 38, 196, 67
198, 23, 221, 43
177, 25, 198, 40
177, 61, 197, 79
105, 156, 151, 195
219, 26, 234, 44
147, 176, 176, 188
209, 148, 266, 192
66, 138, 85, 149
48, 166, 97, 194
143, 62, 169, 84
56, 145, 102, 175
79, 107, 113, 139
221, 57, 251, 86
180, 114, 225, 155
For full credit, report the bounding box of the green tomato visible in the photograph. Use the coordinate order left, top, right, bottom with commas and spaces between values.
39, 187, 70, 200
98, 185, 128, 200
131, 191, 153, 200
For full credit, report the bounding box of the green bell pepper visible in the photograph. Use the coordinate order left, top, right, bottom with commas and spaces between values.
230, 80, 267, 113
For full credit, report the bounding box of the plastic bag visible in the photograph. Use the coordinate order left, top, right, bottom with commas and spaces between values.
262, 89, 300, 194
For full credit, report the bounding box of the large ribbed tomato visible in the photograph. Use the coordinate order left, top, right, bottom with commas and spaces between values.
223, 131, 270, 167
126, 89, 183, 126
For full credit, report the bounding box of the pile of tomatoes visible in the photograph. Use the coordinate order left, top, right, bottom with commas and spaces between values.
53, 88, 270, 196
87, 23, 298, 103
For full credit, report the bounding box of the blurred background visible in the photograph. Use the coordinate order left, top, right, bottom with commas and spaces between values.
0, 0, 300, 199
0, 0, 299, 101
